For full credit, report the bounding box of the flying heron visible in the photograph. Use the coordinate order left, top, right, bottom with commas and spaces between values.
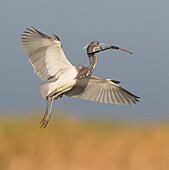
21, 27, 139, 128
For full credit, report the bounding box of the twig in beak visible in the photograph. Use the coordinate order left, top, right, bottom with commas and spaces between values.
88, 46, 133, 55
118, 47, 133, 54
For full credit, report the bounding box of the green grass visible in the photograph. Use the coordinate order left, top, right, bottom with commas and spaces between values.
0, 113, 169, 170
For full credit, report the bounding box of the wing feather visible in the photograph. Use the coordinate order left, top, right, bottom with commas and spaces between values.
65, 75, 140, 105
113, 89, 120, 104
21, 26, 74, 81
119, 91, 131, 105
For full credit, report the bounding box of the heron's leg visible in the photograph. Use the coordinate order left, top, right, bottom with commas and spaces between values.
39, 97, 50, 125
40, 92, 62, 129
40, 97, 54, 129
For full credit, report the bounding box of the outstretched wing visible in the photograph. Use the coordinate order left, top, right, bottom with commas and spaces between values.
65, 75, 140, 105
21, 26, 74, 81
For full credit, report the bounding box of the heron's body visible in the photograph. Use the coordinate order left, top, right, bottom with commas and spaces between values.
41, 66, 78, 98
21, 27, 139, 128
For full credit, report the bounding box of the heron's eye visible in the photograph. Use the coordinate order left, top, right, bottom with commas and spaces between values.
97, 42, 100, 45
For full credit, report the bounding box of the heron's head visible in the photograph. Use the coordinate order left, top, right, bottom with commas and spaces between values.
83, 41, 111, 55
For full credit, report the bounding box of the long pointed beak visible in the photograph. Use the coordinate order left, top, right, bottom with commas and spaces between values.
99, 43, 111, 50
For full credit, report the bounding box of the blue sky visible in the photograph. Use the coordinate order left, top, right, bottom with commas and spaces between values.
0, 0, 169, 121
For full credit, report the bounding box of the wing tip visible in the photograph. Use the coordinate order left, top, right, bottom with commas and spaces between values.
111, 79, 120, 84
52, 34, 60, 41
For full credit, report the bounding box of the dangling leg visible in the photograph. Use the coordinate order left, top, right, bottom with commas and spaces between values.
39, 97, 50, 125
40, 92, 63, 129
40, 97, 54, 129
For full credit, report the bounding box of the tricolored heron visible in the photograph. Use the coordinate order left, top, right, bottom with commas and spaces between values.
21, 27, 139, 128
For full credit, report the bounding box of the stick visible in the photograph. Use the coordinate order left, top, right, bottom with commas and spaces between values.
88, 46, 133, 55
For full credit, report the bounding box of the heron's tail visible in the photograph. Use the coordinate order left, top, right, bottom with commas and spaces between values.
40, 83, 55, 99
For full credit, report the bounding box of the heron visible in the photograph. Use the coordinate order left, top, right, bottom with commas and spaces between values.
21, 26, 139, 128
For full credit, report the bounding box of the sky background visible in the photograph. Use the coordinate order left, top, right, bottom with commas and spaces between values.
0, 0, 169, 122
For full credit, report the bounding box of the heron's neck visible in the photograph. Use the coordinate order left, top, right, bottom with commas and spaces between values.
88, 54, 97, 73
75, 48, 97, 79
87, 46, 97, 74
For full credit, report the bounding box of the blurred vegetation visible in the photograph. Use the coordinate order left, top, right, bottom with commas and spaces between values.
0, 113, 169, 170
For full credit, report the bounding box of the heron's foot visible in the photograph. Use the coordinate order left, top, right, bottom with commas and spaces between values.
40, 115, 50, 129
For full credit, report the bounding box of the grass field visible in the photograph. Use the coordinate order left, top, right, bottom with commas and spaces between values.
0, 113, 169, 170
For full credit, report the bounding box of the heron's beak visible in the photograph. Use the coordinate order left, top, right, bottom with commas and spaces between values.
99, 43, 111, 51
